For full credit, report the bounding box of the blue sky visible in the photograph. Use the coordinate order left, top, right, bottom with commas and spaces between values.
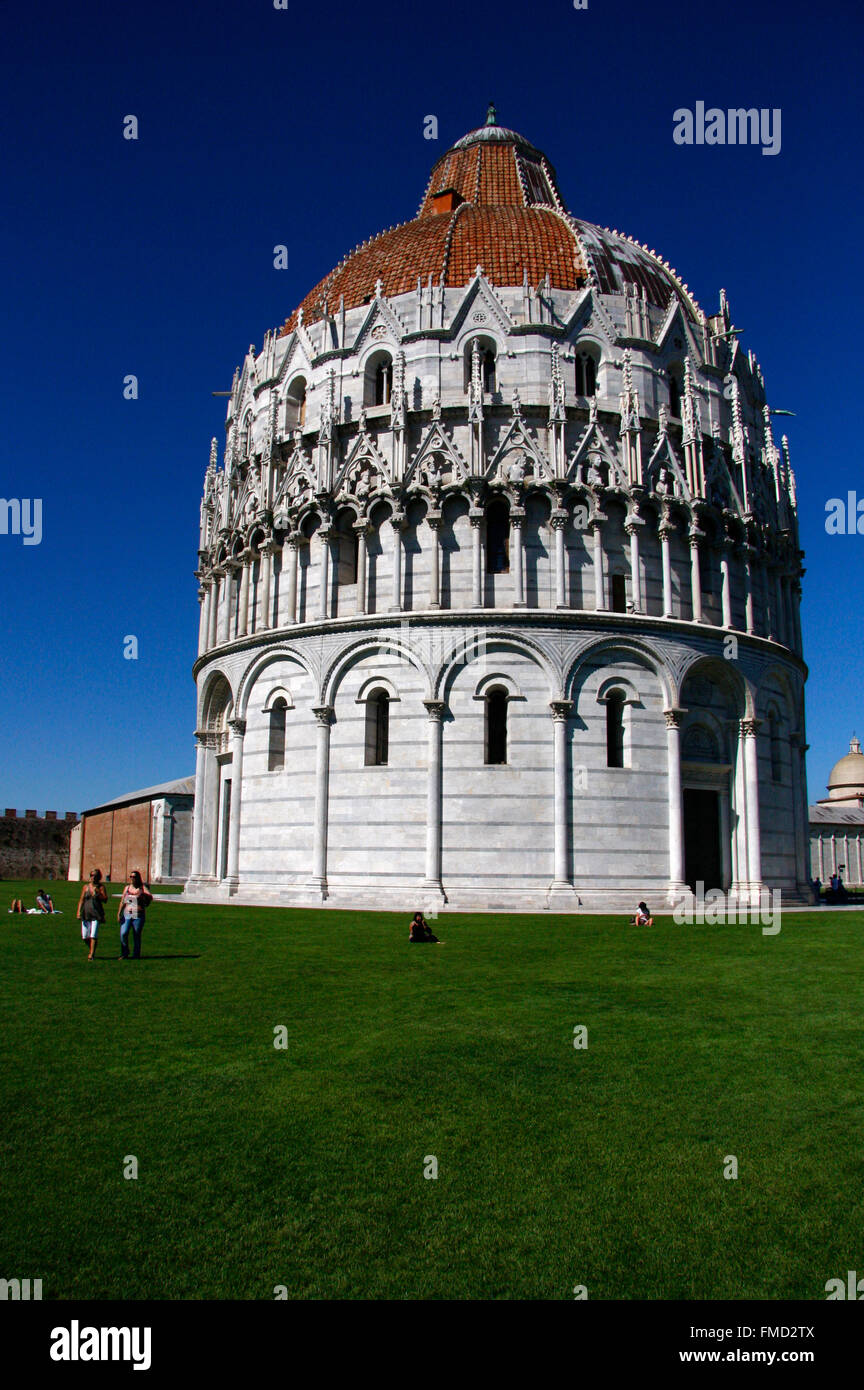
1, 0, 861, 814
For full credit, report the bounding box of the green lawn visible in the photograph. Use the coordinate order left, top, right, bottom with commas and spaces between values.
2, 878, 863, 1300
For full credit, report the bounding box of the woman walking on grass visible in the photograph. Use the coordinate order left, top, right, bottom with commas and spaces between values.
118, 869, 152, 959
77, 869, 107, 961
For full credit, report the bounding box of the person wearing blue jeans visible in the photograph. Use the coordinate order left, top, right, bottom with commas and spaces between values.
118, 870, 151, 959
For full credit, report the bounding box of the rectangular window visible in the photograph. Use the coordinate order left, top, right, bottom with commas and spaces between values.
485, 690, 508, 765
364, 692, 390, 766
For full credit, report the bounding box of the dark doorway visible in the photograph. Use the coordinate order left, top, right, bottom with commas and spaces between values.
683, 788, 721, 892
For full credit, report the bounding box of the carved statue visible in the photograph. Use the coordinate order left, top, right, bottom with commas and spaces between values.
506, 451, 527, 484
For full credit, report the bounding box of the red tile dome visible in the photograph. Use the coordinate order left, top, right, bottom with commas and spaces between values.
279, 111, 697, 334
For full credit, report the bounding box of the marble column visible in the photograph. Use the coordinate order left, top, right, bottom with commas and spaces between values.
510, 508, 526, 607
550, 700, 574, 889
625, 518, 643, 612
283, 533, 300, 625
208, 572, 221, 649
719, 542, 733, 628
665, 709, 688, 895
423, 700, 446, 892
428, 513, 442, 609
197, 583, 210, 656
390, 512, 405, 611
659, 523, 674, 618
689, 531, 704, 623
470, 509, 484, 607
310, 706, 333, 896
552, 510, 568, 608
248, 553, 261, 634
590, 515, 605, 611
318, 529, 333, 621
225, 718, 246, 888
203, 731, 221, 877
354, 521, 370, 616
259, 541, 274, 630
741, 717, 764, 896
790, 732, 809, 891
189, 731, 209, 879
220, 563, 236, 644
237, 554, 251, 637
743, 547, 755, 635
730, 716, 748, 899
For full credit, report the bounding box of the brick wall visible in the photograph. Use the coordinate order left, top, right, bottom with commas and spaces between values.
81, 803, 152, 882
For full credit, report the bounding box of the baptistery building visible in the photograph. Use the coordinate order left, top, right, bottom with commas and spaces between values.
186, 110, 809, 911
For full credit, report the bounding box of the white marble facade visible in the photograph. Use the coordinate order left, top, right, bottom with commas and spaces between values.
185, 119, 809, 912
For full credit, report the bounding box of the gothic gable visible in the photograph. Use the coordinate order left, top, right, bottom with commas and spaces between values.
449, 272, 514, 339
404, 415, 470, 491
567, 399, 629, 491
333, 422, 392, 503
487, 394, 551, 484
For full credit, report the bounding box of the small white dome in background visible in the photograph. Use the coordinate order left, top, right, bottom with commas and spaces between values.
826, 736, 864, 803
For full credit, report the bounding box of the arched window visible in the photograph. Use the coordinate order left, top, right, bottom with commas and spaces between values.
286, 376, 307, 430
481, 347, 496, 393
364, 351, 393, 407
241, 413, 252, 457
268, 698, 287, 772
464, 337, 497, 394
575, 351, 597, 397
611, 572, 627, 613
375, 360, 392, 405
667, 366, 683, 418
486, 499, 510, 574
365, 689, 390, 766
485, 686, 508, 765
606, 690, 625, 768
769, 712, 782, 783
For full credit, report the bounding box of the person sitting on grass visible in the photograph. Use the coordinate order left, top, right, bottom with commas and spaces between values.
36, 889, 54, 913
9, 899, 25, 913
631, 901, 654, 926
408, 911, 442, 944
